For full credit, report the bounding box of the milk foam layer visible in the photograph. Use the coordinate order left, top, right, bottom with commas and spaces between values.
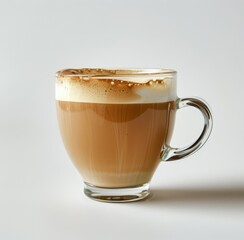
56, 68, 177, 103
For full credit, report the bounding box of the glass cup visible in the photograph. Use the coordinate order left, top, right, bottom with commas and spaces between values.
55, 68, 213, 202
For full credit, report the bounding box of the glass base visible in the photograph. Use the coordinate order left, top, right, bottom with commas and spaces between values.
84, 182, 150, 203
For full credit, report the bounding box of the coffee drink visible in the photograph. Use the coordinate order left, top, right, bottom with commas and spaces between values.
56, 69, 177, 188
56, 68, 213, 202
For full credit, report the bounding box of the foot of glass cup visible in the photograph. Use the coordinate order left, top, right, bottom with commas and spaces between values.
84, 182, 150, 203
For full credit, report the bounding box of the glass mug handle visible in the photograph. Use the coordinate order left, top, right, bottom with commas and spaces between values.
162, 97, 213, 161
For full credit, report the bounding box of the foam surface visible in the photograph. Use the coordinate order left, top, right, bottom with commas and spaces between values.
55, 70, 177, 103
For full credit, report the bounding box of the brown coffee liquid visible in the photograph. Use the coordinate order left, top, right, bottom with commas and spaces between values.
57, 101, 176, 187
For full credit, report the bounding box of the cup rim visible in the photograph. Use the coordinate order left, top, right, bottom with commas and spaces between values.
56, 68, 177, 79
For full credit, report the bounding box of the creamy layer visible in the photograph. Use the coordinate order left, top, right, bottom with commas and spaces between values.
55, 68, 177, 103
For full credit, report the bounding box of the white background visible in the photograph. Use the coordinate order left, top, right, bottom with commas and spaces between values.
0, 0, 244, 239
